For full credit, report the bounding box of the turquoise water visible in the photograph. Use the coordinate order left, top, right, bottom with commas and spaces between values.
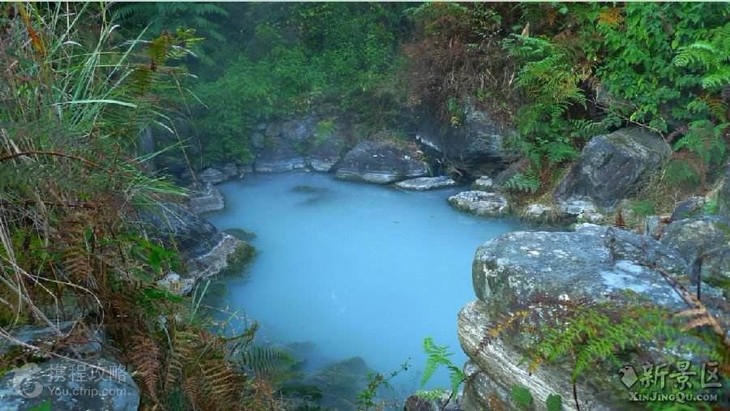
205, 172, 520, 403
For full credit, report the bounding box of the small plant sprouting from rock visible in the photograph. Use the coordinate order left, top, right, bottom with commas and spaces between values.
356, 360, 410, 410
511, 385, 534, 410
510, 385, 564, 411
419, 337, 467, 408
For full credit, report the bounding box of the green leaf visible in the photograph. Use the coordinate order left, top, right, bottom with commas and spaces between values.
546, 393, 563, 411
511, 385, 534, 410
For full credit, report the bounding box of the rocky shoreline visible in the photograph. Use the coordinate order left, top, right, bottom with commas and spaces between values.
159, 113, 729, 411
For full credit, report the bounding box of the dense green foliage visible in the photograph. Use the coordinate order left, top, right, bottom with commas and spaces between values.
406, 3, 729, 194
172, 3, 411, 166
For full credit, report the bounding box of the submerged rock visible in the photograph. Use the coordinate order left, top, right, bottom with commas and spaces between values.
555, 127, 671, 209
395, 176, 456, 191
448, 191, 509, 217
304, 357, 373, 411
0, 323, 139, 411
335, 140, 428, 184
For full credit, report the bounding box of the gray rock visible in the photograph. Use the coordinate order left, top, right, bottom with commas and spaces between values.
186, 233, 252, 281
448, 191, 509, 217
139, 203, 220, 260
520, 203, 556, 222
471, 224, 687, 312
404, 392, 462, 411
220, 162, 241, 180
254, 145, 307, 173
187, 183, 224, 214
670, 196, 706, 221
255, 116, 347, 173
460, 361, 509, 411
700, 246, 730, 293
157, 271, 195, 296
717, 162, 730, 218
660, 217, 730, 265
0, 324, 139, 411
395, 176, 456, 191
307, 130, 346, 173
458, 302, 615, 411
644, 215, 668, 239
556, 196, 605, 223
471, 176, 494, 191
416, 99, 516, 176
198, 167, 226, 185
555, 127, 672, 209
493, 159, 529, 189
139, 203, 252, 285
251, 132, 266, 149
459, 224, 705, 410
335, 140, 428, 184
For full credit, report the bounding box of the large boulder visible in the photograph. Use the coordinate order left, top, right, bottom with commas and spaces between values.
458, 224, 710, 411
660, 217, 730, 265
416, 100, 516, 176
138, 203, 253, 288
448, 191, 509, 217
659, 216, 730, 294
335, 140, 428, 184
0, 322, 139, 411
555, 127, 672, 209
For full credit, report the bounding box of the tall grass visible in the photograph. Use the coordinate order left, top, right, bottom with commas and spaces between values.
0, 4, 276, 409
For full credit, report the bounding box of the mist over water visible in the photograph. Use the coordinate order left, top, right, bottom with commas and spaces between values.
205, 172, 520, 400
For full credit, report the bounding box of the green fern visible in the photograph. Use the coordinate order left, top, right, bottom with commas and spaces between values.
238, 344, 299, 384
504, 172, 541, 194
420, 337, 466, 396
674, 22, 730, 92
673, 120, 728, 166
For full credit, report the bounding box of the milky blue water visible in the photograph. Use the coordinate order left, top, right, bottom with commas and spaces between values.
205, 172, 520, 403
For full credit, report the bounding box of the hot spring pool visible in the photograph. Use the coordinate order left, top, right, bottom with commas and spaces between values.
203, 172, 521, 406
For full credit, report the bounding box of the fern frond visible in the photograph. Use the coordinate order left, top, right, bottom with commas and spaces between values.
129, 335, 162, 403
240, 344, 296, 379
